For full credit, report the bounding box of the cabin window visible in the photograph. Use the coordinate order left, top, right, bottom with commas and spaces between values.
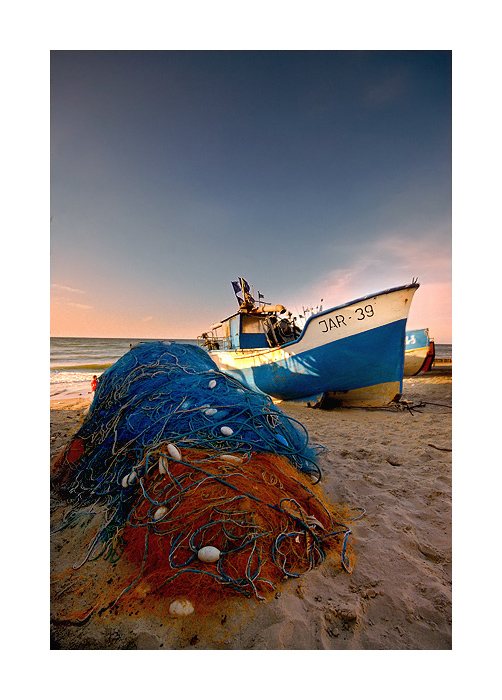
241, 316, 264, 333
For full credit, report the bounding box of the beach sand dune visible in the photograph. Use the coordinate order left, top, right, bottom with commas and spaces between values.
50, 366, 451, 650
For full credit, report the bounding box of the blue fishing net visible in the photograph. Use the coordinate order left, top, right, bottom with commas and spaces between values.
62, 342, 324, 532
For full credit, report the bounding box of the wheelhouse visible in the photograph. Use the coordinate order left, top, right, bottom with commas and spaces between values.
198, 309, 301, 352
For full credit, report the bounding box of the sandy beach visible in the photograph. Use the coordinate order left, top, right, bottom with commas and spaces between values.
50, 363, 451, 650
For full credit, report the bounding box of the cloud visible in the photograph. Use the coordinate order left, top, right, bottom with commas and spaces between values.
51, 283, 86, 294
51, 284, 92, 310
67, 302, 93, 309
322, 235, 450, 302
142, 316, 153, 322
284, 227, 452, 341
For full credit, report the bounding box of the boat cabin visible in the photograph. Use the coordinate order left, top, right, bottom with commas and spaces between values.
198, 308, 301, 352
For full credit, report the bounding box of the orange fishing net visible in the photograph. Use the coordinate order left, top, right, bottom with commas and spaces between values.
51, 446, 358, 620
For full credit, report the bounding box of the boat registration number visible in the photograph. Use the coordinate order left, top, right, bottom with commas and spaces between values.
318, 304, 374, 333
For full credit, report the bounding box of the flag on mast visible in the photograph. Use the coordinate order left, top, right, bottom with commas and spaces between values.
231, 278, 255, 308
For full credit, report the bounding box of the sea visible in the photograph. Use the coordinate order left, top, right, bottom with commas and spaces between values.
50, 336, 452, 401
50, 337, 198, 400
434, 344, 452, 359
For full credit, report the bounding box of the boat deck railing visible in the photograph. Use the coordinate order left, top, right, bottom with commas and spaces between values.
197, 335, 232, 351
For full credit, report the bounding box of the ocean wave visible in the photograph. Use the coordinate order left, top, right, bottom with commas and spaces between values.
51, 369, 102, 384
50, 363, 113, 371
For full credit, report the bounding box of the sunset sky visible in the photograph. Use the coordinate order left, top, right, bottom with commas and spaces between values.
50, 50, 452, 341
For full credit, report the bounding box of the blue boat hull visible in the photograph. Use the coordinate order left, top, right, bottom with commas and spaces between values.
205, 282, 419, 407
217, 319, 406, 404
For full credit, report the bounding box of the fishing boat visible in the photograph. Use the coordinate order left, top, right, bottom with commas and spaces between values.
404, 328, 435, 376
197, 278, 420, 407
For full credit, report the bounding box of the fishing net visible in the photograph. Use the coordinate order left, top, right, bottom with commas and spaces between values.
51, 341, 360, 618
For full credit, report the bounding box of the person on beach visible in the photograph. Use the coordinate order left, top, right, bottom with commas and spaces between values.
91, 375, 97, 392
